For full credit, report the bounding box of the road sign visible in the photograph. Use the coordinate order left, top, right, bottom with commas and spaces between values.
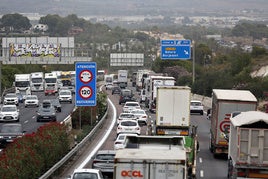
161, 39, 191, 60
75, 62, 97, 106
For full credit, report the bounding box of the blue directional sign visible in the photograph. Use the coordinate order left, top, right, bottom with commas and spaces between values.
75, 62, 97, 106
161, 39, 191, 60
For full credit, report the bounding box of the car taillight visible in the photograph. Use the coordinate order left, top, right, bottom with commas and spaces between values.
135, 127, 140, 130
118, 127, 122, 130
142, 115, 147, 118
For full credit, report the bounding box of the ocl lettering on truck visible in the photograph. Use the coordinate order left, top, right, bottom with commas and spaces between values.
121, 170, 143, 177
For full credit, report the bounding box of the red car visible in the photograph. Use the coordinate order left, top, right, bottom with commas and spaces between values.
45, 86, 56, 96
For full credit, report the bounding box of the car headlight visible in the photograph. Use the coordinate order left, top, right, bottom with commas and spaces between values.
52, 113, 55, 115
0, 136, 3, 139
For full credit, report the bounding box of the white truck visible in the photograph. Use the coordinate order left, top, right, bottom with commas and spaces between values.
210, 89, 258, 157
30, 72, 44, 92
104, 74, 114, 90
44, 73, 58, 93
155, 86, 191, 136
144, 75, 175, 112
135, 69, 151, 91
14, 74, 31, 98
228, 111, 268, 179
117, 70, 128, 87
113, 135, 188, 179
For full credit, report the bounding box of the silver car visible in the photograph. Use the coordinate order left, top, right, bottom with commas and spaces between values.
92, 150, 116, 174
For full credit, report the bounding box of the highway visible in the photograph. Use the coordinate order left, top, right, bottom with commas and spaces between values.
0, 85, 229, 179
0, 91, 75, 135
56, 85, 228, 179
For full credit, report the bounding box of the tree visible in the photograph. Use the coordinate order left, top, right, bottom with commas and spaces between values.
1, 13, 31, 32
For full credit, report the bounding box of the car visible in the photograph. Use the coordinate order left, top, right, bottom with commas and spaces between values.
4, 93, 19, 106
58, 89, 72, 103
24, 95, 39, 108
105, 83, 113, 90
130, 109, 148, 125
111, 86, 121, 95
70, 168, 104, 179
117, 112, 137, 124
117, 120, 141, 136
16, 93, 24, 103
123, 101, 141, 113
45, 86, 56, 96
60, 86, 75, 94
50, 98, 62, 112
118, 89, 135, 104
0, 105, 20, 122
114, 133, 138, 150
190, 100, 204, 115
92, 150, 116, 174
36, 104, 57, 122
0, 123, 25, 147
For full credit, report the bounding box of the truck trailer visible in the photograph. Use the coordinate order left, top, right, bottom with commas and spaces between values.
113, 136, 188, 179
210, 89, 257, 156
155, 86, 191, 136
228, 111, 268, 179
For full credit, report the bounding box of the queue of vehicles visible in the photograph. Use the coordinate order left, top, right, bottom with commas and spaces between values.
0, 70, 76, 149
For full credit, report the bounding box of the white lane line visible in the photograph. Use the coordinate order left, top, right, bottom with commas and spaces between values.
24, 120, 28, 124
78, 97, 116, 169
199, 157, 203, 163
200, 170, 204, 178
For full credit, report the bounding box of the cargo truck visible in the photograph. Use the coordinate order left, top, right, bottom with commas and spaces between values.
14, 74, 31, 98
30, 72, 44, 92
113, 136, 189, 179
155, 86, 191, 136
210, 89, 258, 156
117, 70, 128, 87
144, 75, 175, 112
228, 111, 268, 179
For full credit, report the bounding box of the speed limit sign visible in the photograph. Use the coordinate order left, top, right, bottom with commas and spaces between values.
79, 86, 92, 99
75, 62, 97, 106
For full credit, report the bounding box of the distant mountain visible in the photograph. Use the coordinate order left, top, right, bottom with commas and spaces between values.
1, 0, 267, 17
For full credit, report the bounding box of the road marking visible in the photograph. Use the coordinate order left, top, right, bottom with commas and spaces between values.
199, 157, 203, 163
200, 170, 204, 178
24, 120, 28, 124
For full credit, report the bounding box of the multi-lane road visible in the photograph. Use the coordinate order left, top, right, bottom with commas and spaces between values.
1, 85, 229, 179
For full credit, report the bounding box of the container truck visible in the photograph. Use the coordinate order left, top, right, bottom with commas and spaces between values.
228, 111, 268, 179
104, 74, 114, 90
144, 75, 175, 112
113, 136, 188, 179
117, 70, 128, 87
14, 74, 31, 98
155, 86, 191, 136
30, 72, 44, 92
210, 89, 258, 156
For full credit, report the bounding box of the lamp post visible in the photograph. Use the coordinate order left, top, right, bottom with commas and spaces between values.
192, 40, 195, 83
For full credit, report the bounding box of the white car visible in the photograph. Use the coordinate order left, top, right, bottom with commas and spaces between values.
131, 109, 148, 125
190, 100, 204, 115
24, 95, 39, 107
58, 90, 72, 103
4, 93, 19, 106
0, 105, 20, 122
123, 101, 141, 113
117, 112, 137, 124
70, 168, 104, 179
117, 120, 141, 136
114, 133, 138, 150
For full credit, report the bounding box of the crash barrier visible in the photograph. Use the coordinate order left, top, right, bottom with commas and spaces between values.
39, 102, 109, 179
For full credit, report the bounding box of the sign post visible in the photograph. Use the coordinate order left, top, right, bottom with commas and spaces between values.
75, 62, 97, 107
161, 39, 191, 60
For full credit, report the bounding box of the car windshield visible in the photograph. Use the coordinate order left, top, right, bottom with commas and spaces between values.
125, 103, 139, 107
121, 121, 137, 126
60, 91, 71, 95
26, 96, 37, 100
5, 94, 16, 98
120, 114, 135, 118
73, 173, 98, 179
191, 102, 202, 106
2, 106, 16, 112
96, 154, 115, 160
1, 125, 22, 133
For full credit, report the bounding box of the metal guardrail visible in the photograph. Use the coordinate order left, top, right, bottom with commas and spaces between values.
39, 103, 109, 179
